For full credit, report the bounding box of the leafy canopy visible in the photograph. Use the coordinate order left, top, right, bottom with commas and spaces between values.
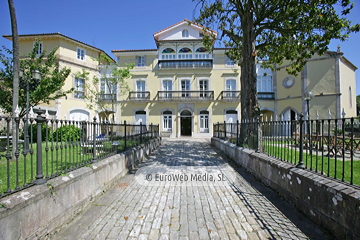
194, 0, 359, 74
83, 53, 134, 122
0, 41, 73, 117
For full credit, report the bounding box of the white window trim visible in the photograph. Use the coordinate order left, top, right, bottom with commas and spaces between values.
74, 77, 85, 99
182, 29, 189, 38
178, 77, 191, 91
136, 56, 146, 67
224, 78, 237, 90
77, 47, 86, 61
33, 41, 43, 55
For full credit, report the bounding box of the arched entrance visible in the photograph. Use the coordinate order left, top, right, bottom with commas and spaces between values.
180, 110, 192, 136
282, 108, 297, 136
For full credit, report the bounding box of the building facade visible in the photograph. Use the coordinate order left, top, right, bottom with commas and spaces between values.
112, 19, 357, 137
3, 20, 357, 138
3, 33, 111, 122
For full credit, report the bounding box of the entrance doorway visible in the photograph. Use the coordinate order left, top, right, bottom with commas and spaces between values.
180, 110, 192, 136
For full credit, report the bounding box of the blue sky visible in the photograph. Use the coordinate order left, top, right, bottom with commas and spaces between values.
1, 0, 359, 93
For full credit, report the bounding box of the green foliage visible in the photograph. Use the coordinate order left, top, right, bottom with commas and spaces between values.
194, 0, 359, 75
194, 0, 359, 144
0, 40, 73, 117
21, 123, 52, 142
356, 95, 360, 115
84, 53, 134, 122
52, 125, 82, 141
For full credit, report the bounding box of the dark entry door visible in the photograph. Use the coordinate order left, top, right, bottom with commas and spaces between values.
181, 117, 191, 136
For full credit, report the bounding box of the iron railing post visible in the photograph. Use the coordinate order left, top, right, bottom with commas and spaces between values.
124, 120, 127, 150
92, 117, 98, 163
140, 122, 143, 144
236, 120, 239, 146
224, 121, 226, 140
296, 114, 305, 169
151, 123, 153, 138
35, 109, 46, 184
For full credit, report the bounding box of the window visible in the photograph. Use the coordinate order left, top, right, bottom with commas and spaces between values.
163, 110, 172, 131
178, 47, 192, 59
225, 79, 236, 97
199, 110, 209, 133
135, 110, 146, 127
226, 57, 234, 66
161, 48, 176, 60
136, 56, 145, 67
199, 80, 209, 97
182, 29, 189, 37
195, 47, 209, 59
100, 78, 117, 100
136, 80, 146, 98
181, 80, 190, 97
74, 78, 85, 98
256, 65, 273, 92
77, 47, 85, 60
257, 75, 273, 92
34, 42, 42, 55
349, 87, 353, 108
162, 80, 172, 98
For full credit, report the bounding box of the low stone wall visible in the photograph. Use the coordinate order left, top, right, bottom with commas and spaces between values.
212, 137, 360, 240
0, 137, 161, 240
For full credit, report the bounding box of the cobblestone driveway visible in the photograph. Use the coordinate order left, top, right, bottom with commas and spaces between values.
53, 138, 320, 240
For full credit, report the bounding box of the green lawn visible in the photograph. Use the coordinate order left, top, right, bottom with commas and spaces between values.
0, 138, 144, 195
263, 142, 360, 186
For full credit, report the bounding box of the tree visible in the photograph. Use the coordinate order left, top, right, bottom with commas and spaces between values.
193, 0, 359, 146
356, 95, 360, 116
0, 41, 73, 118
7, 0, 20, 154
83, 53, 134, 123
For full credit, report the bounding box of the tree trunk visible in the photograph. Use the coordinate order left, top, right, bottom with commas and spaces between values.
8, 0, 20, 158
239, 2, 259, 147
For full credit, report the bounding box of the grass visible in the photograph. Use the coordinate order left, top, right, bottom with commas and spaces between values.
227, 137, 360, 186
263, 142, 360, 186
0, 137, 149, 196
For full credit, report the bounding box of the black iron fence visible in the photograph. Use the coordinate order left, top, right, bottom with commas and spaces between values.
0, 111, 159, 199
214, 115, 360, 186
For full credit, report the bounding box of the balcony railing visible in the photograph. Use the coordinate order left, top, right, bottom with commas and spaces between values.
157, 91, 214, 101
258, 92, 275, 100
158, 60, 213, 69
218, 91, 241, 101
128, 91, 151, 101
99, 94, 117, 101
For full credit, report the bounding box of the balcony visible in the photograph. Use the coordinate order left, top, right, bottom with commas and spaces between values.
218, 91, 241, 102
258, 92, 275, 100
158, 60, 212, 69
99, 94, 117, 101
156, 91, 214, 102
128, 91, 151, 101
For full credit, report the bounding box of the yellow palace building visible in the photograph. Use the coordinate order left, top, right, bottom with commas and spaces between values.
3, 19, 357, 138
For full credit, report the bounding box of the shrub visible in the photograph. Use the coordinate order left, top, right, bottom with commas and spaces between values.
21, 123, 53, 142
52, 125, 81, 141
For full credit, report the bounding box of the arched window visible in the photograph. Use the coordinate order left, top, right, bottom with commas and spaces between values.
135, 110, 146, 125
179, 47, 192, 53
195, 47, 209, 59
182, 29, 189, 37
161, 48, 176, 60
179, 47, 192, 59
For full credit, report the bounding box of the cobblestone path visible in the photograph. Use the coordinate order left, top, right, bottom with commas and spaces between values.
52, 138, 324, 240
